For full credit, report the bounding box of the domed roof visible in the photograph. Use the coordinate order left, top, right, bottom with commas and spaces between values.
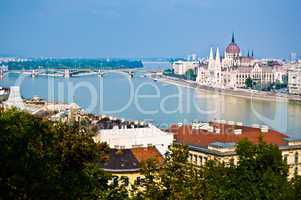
226, 33, 240, 55
226, 43, 240, 54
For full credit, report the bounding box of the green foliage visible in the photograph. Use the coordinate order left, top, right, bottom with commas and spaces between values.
282, 74, 288, 86
290, 176, 301, 200
132, 141, 300, 200
206, 139, 291, 200
1, 109, 301, 199
273, 80, 287, 90
184, 69, 197, 81
245, 77, 253, 88
163, 69, 174, 75
164, 68, 196, 81
131, 158, 163, 200
0, 109, 127, 200
6, 58, 143, 70
132, 144, 205, 200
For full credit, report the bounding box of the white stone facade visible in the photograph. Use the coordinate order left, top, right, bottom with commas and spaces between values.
196, 35, 285, 89
93, 124, 174, 155
288, 64, 301, 95
172, 60, 200, 75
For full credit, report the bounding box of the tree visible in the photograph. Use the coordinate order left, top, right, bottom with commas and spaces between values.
132, 144, 205, 200
163, 69, 174, 76
245, 77, 253, 88
184, 69, 197, 81
160, 144, 203, 199
1, 109, 298, 199
282, 74, 288, 86
134, 141, 295, 200
0, 108, 113, 199
131, 158, 163, 200
290, 176, 301, 200
203, 139, 291, 200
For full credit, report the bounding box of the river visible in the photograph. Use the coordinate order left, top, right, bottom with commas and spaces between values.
0, 62, 301, 137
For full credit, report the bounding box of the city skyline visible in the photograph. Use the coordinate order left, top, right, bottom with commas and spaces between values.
0, 0, 300, 59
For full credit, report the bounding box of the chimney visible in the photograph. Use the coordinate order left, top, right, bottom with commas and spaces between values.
234, 129, 242, 135
215, 128, 221, 134
261, 125, 269, 133
236, 122, 243, 126
227, 121, 235, 125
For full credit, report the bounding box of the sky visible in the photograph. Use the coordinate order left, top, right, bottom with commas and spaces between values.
0, 0, 300, 59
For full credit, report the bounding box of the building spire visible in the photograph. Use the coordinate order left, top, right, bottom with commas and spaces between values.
232, 32, 235, 43
251, 50, 254, 57
209, 47, 214, 60
208, 47, 215, 71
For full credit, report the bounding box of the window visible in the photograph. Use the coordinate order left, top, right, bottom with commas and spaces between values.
120, 176, 129, 186
295, 152, 299, 164
136, 176, 141, 185
283, 154, 288, 163
199, 156, 203, 165
189, 154, 193, 162
194, 155, 198, 164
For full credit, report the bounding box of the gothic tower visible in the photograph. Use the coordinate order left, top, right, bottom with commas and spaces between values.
208, 47, 215, 72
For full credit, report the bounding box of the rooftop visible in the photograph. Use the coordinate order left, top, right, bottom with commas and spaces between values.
102, 147, 163, 173
93, 116, 149, 130
209, 142, 236, 149
131, 147, 164, 164
169, 122, 289, 150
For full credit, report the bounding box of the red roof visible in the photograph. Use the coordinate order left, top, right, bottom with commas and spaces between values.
103, 147, 164, 172
131, 147, 164, 164
169, 123, 288, 148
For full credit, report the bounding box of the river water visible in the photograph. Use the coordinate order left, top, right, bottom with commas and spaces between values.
1, 62, 301, 137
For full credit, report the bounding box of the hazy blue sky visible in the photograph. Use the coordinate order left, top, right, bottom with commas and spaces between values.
0, 0, 300, 58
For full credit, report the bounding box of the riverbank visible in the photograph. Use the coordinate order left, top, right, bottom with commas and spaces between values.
154, 75, 301, 103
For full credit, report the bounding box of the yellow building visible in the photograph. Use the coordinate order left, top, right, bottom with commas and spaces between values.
102, 147, 163, 186
169, 121, 301, 178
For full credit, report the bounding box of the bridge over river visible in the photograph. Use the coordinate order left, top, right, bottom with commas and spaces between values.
8, 67, 157, 78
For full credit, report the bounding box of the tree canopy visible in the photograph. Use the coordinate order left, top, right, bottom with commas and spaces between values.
1, 109, 301, 199
245, 77, 254, 88
0, 109, 128, 200
184, 69, 197, 81
132, 141, 301, 200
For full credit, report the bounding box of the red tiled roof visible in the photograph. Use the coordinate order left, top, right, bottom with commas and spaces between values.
169, 123, 288, 148
131, 147, 164, 164
102, 147, 164, 172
